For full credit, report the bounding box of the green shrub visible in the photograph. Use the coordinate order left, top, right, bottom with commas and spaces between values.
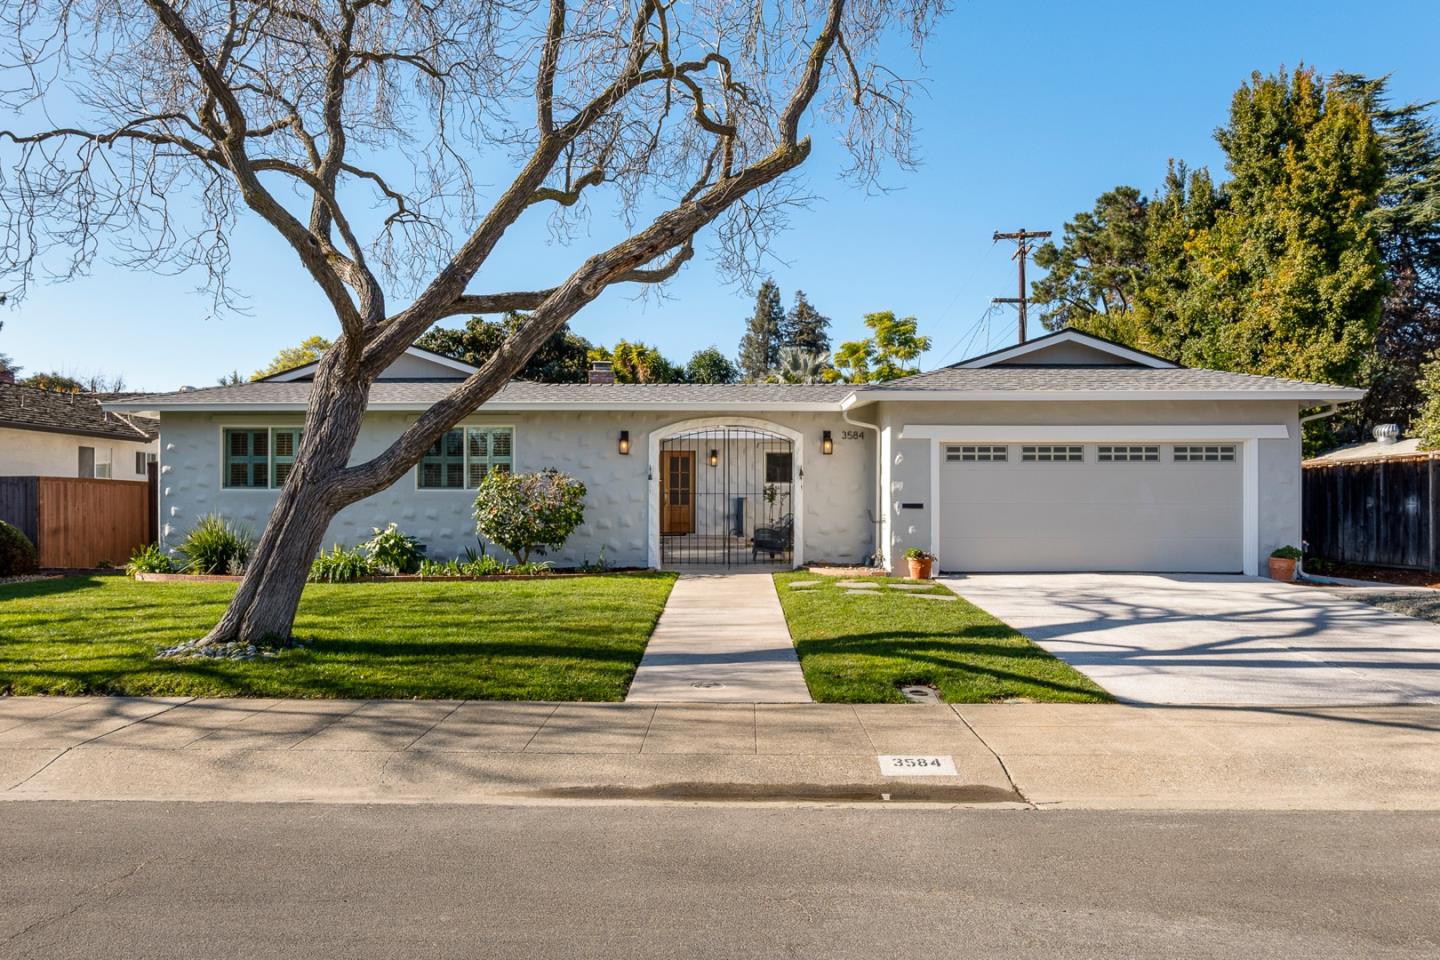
473, 469, 587, 564
1270, 545, 1303, 560
361, 523, 426, 574
177, 514, 254, 574
0, 520, 38, 576
125, 543, 173, 577
309, 544, 374, 583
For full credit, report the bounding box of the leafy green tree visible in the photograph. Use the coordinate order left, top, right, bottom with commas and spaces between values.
738, 278, 785, 380
473, 469, 588, 564
419, 312, 593, 383
252, 336, 332, 380
835, 312, 931, 382
782, 291, 832, 354
1409, 351, 1440, 449
21, 371, 85, 391
592, 340, 684, 383
685, 346, 738, 384
1032, 186, 1150, 332
216, 370, 245, 386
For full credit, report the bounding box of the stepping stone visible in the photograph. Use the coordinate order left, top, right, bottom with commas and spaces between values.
910, 593, 956, 602
835, 580, 881, 589
787, 580, 823, 589
888, 583, 933, 591
844, 589, 881, 597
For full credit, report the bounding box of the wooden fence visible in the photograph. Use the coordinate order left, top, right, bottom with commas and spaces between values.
1302, 455, 1438, 571
0, 474, 157, 568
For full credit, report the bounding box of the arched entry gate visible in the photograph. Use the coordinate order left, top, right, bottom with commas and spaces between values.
658, 425, 795, 567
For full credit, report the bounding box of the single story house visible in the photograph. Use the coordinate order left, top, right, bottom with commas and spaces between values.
1, 379, 159, 481
104, 329, 1363, 576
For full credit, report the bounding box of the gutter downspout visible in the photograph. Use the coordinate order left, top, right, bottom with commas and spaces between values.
842, 402, 883, 569
1300, 402, 1346, 426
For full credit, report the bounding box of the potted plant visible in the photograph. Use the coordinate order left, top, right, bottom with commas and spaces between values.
905, 547, 935, 580
1268, 545, 1302, 582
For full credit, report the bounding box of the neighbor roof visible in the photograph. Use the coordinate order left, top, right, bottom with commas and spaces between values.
0, 383, 159, 442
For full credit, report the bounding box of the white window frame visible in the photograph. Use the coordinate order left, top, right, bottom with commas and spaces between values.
93, 446, 113, 479
218, 425, 304, 491
135, 451, 158, 475
415, 424, 516, 491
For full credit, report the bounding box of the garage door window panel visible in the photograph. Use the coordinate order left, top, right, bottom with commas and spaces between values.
1174, 444, 1236, 463
1097, 445, 1159, 462
1021, 444, 1084, 462
946, 444, 1008, 462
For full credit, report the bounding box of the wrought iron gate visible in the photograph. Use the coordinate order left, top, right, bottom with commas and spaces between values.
659, 426, 794, 567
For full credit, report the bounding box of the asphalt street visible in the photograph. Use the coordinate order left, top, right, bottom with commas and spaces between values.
2, 802, 1437, 959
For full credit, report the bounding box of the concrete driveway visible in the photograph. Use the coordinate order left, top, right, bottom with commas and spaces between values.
944, 574, 1440, 706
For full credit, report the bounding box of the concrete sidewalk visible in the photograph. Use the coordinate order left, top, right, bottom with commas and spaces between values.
2, 696, 1437, 810
625, 572, 811, 702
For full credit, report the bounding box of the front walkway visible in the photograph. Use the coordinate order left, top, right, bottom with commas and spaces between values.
625, 571, 812, 702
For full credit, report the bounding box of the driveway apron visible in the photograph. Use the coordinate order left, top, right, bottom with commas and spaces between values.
626, 572, 812, 703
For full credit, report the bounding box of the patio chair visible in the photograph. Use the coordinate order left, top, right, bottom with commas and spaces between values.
752, 513, 794, 560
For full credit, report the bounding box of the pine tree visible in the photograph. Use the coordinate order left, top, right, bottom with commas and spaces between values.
782, 291, 832, 353
737, 279, 785, 380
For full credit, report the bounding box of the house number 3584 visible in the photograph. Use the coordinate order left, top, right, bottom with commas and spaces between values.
841, 430, 865, 440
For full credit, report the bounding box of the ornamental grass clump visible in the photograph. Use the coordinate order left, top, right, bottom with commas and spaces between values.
308, 544, 375, 583
124, 543, 173, 577
176, 514, 253, 574
473, 469, 587, 565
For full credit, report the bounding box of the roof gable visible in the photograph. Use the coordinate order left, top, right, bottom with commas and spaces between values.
956, 329, 1178, 369
263, 345, 478, 382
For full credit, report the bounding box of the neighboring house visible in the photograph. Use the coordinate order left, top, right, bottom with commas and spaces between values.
103, 330, 1362, 576
0, 380, 159, 481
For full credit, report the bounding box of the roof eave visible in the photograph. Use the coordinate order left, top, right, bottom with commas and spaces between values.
101, 399, 847, 414
845, 388, 1367, 404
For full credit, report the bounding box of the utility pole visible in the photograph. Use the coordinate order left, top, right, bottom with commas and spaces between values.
992, 228, 1051, 344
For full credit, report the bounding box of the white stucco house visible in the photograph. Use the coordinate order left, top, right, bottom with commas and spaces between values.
104, 330, 1363, 576
1, 380, 159, 480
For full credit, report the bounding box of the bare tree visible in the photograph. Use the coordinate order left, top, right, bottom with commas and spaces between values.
0, 0, 941, 644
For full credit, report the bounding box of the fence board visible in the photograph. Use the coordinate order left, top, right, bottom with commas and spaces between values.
1303, 457, 1435, 570
35, 477, 150, 568
0, 476, 40, 545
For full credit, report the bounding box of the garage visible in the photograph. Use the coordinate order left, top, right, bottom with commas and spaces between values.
937, 441, 1243, 573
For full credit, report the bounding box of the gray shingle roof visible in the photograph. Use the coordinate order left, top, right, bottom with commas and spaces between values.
855, 365, 1364, 397
0, 383, 159, 441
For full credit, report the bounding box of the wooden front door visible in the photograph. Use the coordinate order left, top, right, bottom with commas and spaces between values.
660, 450, 695, 535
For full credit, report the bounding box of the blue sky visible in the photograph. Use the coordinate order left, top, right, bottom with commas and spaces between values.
4, 0, 1438, 390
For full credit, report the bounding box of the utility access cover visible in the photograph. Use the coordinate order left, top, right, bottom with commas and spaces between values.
878, 755, 957, 777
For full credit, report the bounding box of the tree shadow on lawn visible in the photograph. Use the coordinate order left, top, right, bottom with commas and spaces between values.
794, 628, 1113, 702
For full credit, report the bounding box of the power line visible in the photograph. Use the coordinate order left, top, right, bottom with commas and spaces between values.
991, 228, 1051, 345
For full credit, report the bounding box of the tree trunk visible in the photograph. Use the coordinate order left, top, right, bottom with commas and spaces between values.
199, 370, 371, 645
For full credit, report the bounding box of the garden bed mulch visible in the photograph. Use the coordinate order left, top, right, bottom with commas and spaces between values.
134, 569, 649, 584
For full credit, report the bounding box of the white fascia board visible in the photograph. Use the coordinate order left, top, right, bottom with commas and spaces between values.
103, 400, 844, 414
848, 388, 1365, 404
957, 329, 1176, 368
264, 345, 480, 381
899, 424, 1291, 441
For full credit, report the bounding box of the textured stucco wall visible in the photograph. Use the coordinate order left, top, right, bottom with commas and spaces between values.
0, 426, 156, 480
867, 399, 1305, 575
155, 409, 876, 568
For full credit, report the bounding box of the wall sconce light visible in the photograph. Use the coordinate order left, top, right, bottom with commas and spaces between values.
821, 430, 834, 455
708, 449, 719, 467
618, 430, 630, 455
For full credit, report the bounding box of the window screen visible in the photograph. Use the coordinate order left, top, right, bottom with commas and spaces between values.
1021, 444, 1084, 462
765, 451, 794, 482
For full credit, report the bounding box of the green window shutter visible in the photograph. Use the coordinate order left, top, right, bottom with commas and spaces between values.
465, 427, 514, 487
419, 429, 466, 488
223, 429, 269, 488
272, 429, 302, 487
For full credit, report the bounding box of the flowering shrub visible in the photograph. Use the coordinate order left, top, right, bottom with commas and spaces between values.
473, 469, 587, 564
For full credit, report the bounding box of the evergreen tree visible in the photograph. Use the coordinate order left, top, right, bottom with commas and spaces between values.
685, 346, 739, 384
782, 291, 832, 353
1031, 186, 1150, 332
737, 278, 785, 380
1410, 350, 1440, 450
419, 312, 593, 383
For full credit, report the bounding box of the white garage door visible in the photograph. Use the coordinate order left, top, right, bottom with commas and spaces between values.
938, 442, 1243, 573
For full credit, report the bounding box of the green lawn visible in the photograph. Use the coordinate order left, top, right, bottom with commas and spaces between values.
774, 572, 1111, 703
0, 573, 676, 701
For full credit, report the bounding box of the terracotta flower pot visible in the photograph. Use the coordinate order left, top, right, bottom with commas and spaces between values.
907, 556, 934, 580
1268, 556, 1298, 582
